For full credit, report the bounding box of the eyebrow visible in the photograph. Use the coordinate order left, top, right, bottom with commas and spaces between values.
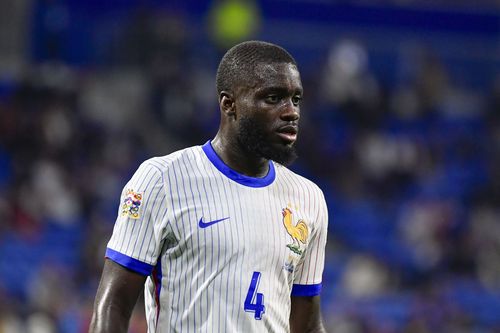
258, 86, 303, 95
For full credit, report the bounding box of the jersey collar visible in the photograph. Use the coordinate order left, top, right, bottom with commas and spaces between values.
202, 141, 276, 188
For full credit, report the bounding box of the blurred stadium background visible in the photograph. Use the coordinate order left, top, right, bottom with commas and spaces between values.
0, 0, 499, 332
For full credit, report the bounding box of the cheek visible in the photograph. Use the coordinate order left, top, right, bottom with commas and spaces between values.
235, 96, 279, 124
235, 99, 254, 118
249, 108, 273, 125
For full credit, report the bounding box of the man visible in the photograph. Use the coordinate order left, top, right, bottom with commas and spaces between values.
90, 40, 328, 333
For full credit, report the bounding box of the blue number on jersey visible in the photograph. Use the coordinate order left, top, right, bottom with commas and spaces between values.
244, 271, 265, 320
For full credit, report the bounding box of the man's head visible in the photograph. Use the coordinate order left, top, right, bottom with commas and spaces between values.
216, 41, 303, 166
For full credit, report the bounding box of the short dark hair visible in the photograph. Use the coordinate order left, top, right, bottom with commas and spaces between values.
216, 40, 297, 95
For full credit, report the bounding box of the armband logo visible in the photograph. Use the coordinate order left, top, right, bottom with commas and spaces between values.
121, 189, 143, 219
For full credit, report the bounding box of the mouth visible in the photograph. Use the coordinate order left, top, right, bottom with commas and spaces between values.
276, 125, 298, 144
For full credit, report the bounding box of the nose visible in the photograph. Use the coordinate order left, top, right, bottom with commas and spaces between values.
280, 100, 300, 122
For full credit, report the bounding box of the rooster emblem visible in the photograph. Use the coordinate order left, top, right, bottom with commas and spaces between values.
282, 207, 309, 255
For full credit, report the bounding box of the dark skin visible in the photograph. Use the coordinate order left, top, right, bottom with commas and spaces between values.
90, 62, 326, 333
90, 260, 146, 333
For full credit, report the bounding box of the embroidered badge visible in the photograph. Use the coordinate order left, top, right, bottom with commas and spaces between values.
121, 189, 143, 219
282, 206, 309, 255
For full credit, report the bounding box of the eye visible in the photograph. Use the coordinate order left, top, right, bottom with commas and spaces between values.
265, 95, 279, 104
292, 95, 302, 106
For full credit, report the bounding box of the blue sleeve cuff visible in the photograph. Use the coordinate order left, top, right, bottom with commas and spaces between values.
291, 283, 322, 296
105, 248, 155, 276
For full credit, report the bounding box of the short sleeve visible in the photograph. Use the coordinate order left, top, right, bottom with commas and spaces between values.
291, 190, 328, 296
106, 161, 169, 276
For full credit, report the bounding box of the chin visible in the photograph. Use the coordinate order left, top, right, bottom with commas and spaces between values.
264, 142, 298, 166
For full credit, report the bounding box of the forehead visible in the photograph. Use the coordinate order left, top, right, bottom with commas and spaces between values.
249, 62, 302, 92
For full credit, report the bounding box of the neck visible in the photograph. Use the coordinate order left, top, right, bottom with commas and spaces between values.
211, 132, 270, 178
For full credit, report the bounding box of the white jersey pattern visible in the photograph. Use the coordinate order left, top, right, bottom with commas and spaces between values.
106, 141, 328, 333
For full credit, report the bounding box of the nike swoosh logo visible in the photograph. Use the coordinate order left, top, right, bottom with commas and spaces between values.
198, 216, 230, 228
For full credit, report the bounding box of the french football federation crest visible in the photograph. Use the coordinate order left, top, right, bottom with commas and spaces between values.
282, 207, 309, 255
121, 189, 143, 219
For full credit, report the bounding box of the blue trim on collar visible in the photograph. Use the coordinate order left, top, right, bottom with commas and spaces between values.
202, 141, 275, 188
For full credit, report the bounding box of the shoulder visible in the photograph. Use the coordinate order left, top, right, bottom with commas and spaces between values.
275, 164, 329, 229
274, 163, 325, 198
126, 145, 204, 187
139, 145, 204, 174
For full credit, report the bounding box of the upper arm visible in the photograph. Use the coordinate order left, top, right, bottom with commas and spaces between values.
290, 295, 326, 333
290, 187, 329, 332
107, 161, 170, 269
91, 160, 170, 332
292, 188, 328, 292
90, 259, 148, 333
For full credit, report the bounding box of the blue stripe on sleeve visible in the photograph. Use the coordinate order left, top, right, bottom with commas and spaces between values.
105, 247, 155, 276
291, 283, 322, 296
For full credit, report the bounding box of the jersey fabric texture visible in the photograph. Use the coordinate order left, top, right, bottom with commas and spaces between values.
106, 141, 329, 333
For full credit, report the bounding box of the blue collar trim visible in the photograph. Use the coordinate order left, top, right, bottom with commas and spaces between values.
202, 141, 275, 188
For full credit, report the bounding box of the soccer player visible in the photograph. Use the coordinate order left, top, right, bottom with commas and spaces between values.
90, 40, 328, 333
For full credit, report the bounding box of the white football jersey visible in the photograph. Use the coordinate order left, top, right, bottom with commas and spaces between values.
106, 141, 328, 333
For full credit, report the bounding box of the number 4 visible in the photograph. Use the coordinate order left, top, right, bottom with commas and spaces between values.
244, 271, 265, 320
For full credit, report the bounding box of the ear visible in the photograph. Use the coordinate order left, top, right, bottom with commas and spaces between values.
219, 91, 236, 118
